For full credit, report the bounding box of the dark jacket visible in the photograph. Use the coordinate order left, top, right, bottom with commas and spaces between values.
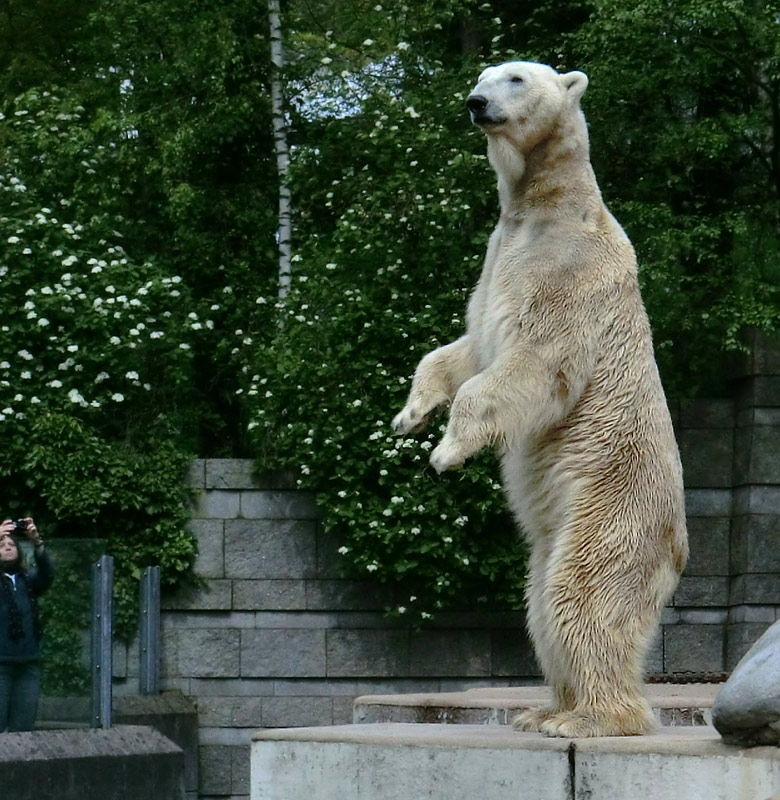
0, 549, 54, 663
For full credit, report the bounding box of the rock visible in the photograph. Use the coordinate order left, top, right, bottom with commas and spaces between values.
712, 619, 780, 746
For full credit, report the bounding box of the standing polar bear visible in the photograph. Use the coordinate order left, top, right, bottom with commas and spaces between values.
392, 62, 687, 738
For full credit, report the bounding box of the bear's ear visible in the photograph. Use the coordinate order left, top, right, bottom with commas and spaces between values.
561, 70, 588, 103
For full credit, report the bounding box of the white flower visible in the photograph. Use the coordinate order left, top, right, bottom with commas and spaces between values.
454, 515, 468, 527
20, 371, 30, 380
68, 388, 87, 405
0, 363, 9, 370
352, 399, 362, 407
125, 371, 139, 380
363, 38, 374, 46
7, 236, 19, 244
337, 546, 349, 555
337, 490, 347, 498
404, 106, 420, 118
366, 563, 378, 572
48, 380, 63, 388
17, 350, 33, 361
150, 331, 164, 339
95, 372, 109, 383
390, 496, 404, 504
111, 392, 124, 402
67, 344, 79, 352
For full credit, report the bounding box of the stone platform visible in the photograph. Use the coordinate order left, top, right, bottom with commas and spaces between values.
251, 722, 780, 800
354, 683, 720, 727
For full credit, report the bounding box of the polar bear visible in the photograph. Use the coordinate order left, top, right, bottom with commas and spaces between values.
391, 61, 687, 738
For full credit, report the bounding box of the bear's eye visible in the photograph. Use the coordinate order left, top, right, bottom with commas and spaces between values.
510, 76, 523, 83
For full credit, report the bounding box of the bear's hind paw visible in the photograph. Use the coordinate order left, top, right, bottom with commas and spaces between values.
539, 708, 656, 738
512, 706, 559, 733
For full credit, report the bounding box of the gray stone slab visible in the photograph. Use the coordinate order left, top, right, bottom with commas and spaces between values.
199, 744, 232, 795
187, 459, 207, 489
305, 580, 392, 611
679, 427, 733, 488
730, 574, 780, 605
490, 629, 541, 677
746, 426, 780, 484
678, 399, 735, 429
197, 697, 264, 728
727, 622, 774, 670
233, 580, 307, 610
206, 459, 259, 490
326, 630, 410, 678
729, 605, 779, 623
733, 485, 780, 515
575, 727, 780, 800
189, 519, 225, 578
253, 611, 340, 629
731, 514, 780, 573
162, 580, 232, 612
240, 490, 319, 520
176, 629, 240, 678
684, 489, 733, 517
241, 629, 327, 678
409, 630, 491, 677
673, 576, 729, 607
261, 697, 334, 727
193, 490, 241, 520
664, 624, 725, 673
224, 519, 317, 579
231, 744, 250, 795
684, 517, 730, 576
252, 725, 571, 800
0, 726, 184, 800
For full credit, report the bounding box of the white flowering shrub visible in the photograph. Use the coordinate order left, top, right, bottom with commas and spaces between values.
245, 49, 528, 621
0, 88, 197, 683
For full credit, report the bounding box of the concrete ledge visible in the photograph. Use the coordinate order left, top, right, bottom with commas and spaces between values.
253, 724, 571, 800
251, 723, 780, 800
354, 684, 718, 727
2, 725, 184, 800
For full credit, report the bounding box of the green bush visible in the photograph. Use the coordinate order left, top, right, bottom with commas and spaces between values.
0, 88, 197, 653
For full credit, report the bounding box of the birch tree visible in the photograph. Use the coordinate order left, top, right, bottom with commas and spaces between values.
269, 0, 292, 297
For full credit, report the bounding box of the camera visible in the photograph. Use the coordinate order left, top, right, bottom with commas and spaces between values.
12, 519, 27, 534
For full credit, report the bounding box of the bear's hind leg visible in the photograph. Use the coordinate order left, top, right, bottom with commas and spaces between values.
512, 540, 577, 732
536, 531, 668, 738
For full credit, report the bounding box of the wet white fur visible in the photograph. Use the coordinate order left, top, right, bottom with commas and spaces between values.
392, 62, 687, 738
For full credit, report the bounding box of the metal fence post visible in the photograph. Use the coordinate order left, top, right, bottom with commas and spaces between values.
91, 554, 114, 728
139, 565, 161, 695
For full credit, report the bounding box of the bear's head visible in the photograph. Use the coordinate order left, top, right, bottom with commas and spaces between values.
466, 61, 589, 193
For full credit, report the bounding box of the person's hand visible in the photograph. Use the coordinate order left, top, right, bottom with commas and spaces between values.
0, 519, 14, 538
19, 518, 42, 546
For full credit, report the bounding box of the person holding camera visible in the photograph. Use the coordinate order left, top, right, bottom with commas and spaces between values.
0, 517, 54, 732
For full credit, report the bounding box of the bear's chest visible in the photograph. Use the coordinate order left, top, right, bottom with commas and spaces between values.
467, 216, 542, 367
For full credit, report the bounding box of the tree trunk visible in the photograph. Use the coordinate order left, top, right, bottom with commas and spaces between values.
269, 0, 291, 297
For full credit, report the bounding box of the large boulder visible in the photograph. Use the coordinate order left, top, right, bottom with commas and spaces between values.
712, 619, 780, 746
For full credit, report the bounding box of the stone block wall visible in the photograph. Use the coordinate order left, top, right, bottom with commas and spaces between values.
162, 459, 540, 800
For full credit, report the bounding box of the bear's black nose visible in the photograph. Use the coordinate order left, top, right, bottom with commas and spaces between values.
466, 95, 488, 113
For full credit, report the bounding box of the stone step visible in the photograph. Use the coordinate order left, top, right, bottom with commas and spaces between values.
251, 722, 780, 800
354, 683, 720, 727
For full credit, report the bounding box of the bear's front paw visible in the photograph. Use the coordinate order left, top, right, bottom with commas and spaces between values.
429, 436, 469, 473
391, 406, 423, 436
